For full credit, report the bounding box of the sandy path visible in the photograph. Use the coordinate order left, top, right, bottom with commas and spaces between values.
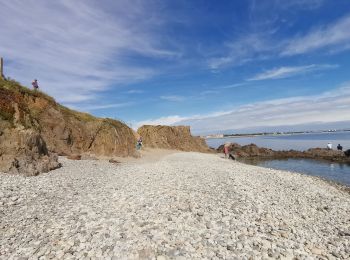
1, 152, 349, 259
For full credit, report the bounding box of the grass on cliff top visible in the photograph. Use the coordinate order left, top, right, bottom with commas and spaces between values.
0, 78, 122, 124
0, 78, 56, 103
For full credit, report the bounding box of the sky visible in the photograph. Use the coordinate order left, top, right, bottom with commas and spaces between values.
1, 0, 350, 134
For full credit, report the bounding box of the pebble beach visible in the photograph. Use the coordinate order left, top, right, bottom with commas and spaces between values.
1, 152, 349, 259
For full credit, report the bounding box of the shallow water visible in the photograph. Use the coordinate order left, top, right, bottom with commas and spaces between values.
240, 158, 350, 186
205, 131, 350, 186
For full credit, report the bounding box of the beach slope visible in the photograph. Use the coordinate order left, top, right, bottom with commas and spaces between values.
1, 152, 349, 259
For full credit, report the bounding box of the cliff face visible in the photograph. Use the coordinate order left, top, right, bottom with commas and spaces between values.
0, 128, 61, 176
0, 79, 137, 174
137, 125, 210, 153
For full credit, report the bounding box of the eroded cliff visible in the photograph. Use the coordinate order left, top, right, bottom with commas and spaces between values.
137, 125, 210, 153
0, 79, 137, 175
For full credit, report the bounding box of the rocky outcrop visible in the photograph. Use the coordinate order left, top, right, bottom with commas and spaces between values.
218, 143, 350, 163
137, 125, 211, 153
0, 79, 137, 175
0, 129, 61, 176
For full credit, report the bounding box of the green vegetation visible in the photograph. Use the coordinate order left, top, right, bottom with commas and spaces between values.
58, 105, 97, 122
0, 78, 56, 103
0, 78, 126, 125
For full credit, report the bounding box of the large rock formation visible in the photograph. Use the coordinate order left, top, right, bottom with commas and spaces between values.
137, 125, 210, 152
0, 128, 61, 176
218, 143, 350, 163
0, 79, 137, 175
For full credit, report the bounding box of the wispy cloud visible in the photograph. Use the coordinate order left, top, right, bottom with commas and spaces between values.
160, 95, 186, 102
219, 83, 248, 89
200, 90, 220, 96
248, 64, 338, 81
275, 0, 325, 10
281, 15, 350, 56
71, 102, 134, 111
137, 82, 350, 133
133, 115, 188, 130
208, 34, 274, 69
208, 12, 350, 70
0, 0, 177, 106
126, 89, 145, 94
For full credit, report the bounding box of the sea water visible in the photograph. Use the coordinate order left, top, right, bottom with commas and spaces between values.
206, 132, 350, 186
205, 131, 350, 151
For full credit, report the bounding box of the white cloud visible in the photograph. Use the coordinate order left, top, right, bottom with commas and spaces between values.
220, 83, 248, 89
68, 102, 134, 111
275, 0, 325, 10
133, 115, 188, 130
126, 89, 145, 94
208, 13, 350, 70
208, 34, 274, 69
136, 83, 350, 133
160, 95, 185, 102
248, 64, 338, 81
282, 15, 350, 56
0, 0, 177, 105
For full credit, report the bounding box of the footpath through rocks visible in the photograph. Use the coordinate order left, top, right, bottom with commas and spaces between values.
1, 153, 349, 259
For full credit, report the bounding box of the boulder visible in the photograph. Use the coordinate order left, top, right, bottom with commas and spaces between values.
0, 129, 61, 176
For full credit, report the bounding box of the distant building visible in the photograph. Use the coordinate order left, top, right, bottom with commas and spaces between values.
205, 134, 224, 139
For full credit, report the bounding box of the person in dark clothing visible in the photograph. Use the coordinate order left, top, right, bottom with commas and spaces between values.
337, 144, 343, 151
345, 149, 350, 157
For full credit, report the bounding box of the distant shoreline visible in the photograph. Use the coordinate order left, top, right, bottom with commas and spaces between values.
204, 129, 350, 139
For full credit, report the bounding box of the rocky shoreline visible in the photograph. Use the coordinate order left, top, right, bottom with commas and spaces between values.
218, 143, 350, 163
1, 152, 349, 259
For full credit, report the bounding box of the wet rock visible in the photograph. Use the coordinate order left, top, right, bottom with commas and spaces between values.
217, 142, 350, 163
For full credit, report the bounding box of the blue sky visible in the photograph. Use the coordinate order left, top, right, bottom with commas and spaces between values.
1, 0, 350, 134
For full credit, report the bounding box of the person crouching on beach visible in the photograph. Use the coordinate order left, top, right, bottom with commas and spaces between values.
224, 144, 229, 159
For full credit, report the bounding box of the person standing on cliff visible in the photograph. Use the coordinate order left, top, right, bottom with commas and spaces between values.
32, 79, 39, 90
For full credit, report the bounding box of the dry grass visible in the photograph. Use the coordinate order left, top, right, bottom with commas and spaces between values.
0, 78, 56, 103
0, 78, 98, 123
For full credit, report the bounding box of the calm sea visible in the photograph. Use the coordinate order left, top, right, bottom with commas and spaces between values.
206, 131, 350, 150
206, 132, 350, 186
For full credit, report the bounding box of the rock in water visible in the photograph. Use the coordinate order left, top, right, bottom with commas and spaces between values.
217, 142, 350, 163
0, 129, 61, 176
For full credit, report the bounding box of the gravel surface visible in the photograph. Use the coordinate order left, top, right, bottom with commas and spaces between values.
1, 152, 350, 259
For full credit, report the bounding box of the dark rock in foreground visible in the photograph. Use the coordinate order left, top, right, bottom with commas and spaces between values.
218, 143, 350, 163
0, 129, 61, 176
0, 78, 138, 175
